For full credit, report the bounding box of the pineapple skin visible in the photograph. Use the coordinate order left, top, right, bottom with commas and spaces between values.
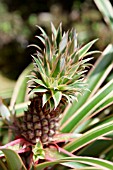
21, 97, 63, 144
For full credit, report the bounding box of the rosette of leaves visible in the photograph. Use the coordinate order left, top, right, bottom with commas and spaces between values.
0, 23, 113, 170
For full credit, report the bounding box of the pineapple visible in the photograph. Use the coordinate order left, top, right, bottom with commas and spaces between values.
19, 23, 97, 145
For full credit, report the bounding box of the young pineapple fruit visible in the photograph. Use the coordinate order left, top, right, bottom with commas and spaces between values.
20, 23, 97, 145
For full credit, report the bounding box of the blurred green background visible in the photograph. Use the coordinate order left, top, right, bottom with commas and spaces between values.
0, 0, 113, 101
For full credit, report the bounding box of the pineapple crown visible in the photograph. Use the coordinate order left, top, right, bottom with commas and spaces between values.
28, 23, 98, 111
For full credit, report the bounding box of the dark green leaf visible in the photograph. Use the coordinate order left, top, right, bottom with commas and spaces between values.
0, 159, 8, 170
56, 23, 62, 48
1, 149, 27, 170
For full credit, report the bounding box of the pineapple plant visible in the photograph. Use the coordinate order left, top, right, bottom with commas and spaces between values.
0, 22, 103, 169
1, 3, 113, 168
16, 23, 98, 145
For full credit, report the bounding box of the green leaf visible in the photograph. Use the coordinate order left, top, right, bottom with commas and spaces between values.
45, 38, 51, 62
33, 79, 47, 88
27, 44, 42, 51
36, 25, 47, 37
76, 39, 98, 59
69, 29, 77, 50
94, 0, 113, 31
42, 93, 51, 107
52, 91, 62, 109
34, 156, 113, 170
51, 22, 57, 38
9, 101, 29, 116
10, 63, 33, 109
61, 79, 113, 133
35, 36, 45, 45
77, 135, 113, 157
83, 50, 101, 57
91, 96, 113, 117
64, 119, 113, 153
56, 23, 62, 48
33, 141, 45, 162
49, 98, 54, 111
32, 56, 45, 75
1, 149, 27, 170
59, 32, 68, 53
0, 159, 8, 170
52, 58, 61, 77
31, 87, 48, 93
0, 102, 10, 121
61, 44, 113, 125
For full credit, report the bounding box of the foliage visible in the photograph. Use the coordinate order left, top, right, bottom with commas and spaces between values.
0, 32, 113, 170
29, 24, 99, 110
0, 0, 113, 169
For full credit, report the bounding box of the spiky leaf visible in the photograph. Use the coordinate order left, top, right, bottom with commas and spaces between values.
29, 23, 99, 110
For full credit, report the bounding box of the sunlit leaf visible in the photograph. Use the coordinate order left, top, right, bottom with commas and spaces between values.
64, 119, 113, 153
76, 39, 98, 59
59, 32, 68, 53
61, 44, 113, 125
0, 100, 10, 121
10, 63, 33, 109
61, 79, 113, 132
34, 156, 113, 170
42, 93, 51, 107
94, 0, 113, 30
52, 91, 62, 109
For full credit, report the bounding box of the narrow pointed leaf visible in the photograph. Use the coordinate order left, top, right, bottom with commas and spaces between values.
61, 79, 113, 132
35, 36, 45, 45
59, 32, 68, 53
27, 44, 42, 51
31, 87, 48, 93
94, 0, 113, 31
61, 45, 113, 125
42, 93, 51, 107
1, 149, 27, 170
56, 23, 62, 47
51, 22, 57, 37
45, 38, 51, 62
84, 50, 101, 57
10, 63, 33, 109
36, 25, 47, 37
52, 91, 62, 109
34, 156, 113, 170
76, 39, 98, 59
52, 58, 61, 77
0, 159, 8, 170
0, 102, 10, 121
64, 120, 113, 153
90, 96, 113, 117
32, 56, 45, 75
33, 79, 47, 88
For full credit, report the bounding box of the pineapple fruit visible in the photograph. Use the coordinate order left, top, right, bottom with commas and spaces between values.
18, 23, 97, 145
